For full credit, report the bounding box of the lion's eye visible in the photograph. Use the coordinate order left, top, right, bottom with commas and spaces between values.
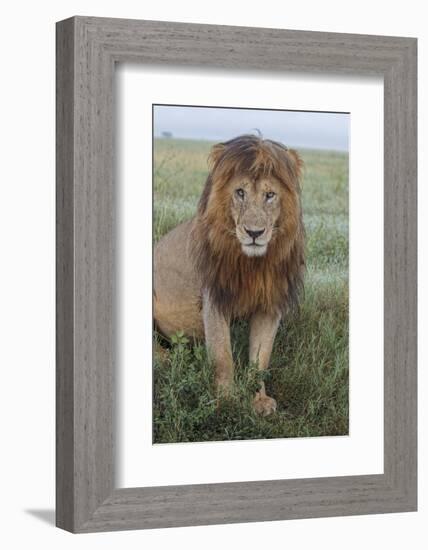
266, 191, 276, 201
235, 188, 245, 199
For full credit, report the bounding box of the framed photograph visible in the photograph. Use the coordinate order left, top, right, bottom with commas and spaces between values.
56, 16, 417, 532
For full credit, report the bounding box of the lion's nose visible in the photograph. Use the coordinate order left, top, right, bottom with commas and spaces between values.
244, 227, 265, 240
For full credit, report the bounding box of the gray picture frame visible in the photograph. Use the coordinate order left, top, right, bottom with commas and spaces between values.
56, 16, 417, 533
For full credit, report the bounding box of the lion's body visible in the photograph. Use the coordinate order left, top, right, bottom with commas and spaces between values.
154, 218, 204, 339
154, 135, 305, 415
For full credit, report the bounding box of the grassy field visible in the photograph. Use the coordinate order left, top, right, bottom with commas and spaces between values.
153, 138, 349, 443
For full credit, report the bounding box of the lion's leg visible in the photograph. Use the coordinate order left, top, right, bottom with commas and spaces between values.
202, 292, 234, 392
249, 311, 281, 416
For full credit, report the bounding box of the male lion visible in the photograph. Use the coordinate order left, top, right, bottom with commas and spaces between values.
154, 134, 305, 416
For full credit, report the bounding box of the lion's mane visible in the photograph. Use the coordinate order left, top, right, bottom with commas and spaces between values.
191, 135, 305, 319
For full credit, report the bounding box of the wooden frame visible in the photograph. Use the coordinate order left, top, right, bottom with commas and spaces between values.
56, 16, 417, 533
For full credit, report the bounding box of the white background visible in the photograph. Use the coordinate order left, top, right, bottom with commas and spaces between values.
0, 1, 425, 549
118, 67, 383, 488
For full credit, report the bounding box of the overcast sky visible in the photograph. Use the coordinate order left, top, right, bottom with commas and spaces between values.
153, 105, 349, 152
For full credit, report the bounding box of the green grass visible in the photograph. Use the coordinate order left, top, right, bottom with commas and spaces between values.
153, 138, 349, 443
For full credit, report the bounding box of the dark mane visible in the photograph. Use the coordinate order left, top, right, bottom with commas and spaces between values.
191, 134, 305, 318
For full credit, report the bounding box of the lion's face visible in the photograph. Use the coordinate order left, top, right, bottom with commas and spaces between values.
229, 176, 282, 257
192, 134, 305, 317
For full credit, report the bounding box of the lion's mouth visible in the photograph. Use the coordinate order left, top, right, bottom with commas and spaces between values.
242, 242, 268, 257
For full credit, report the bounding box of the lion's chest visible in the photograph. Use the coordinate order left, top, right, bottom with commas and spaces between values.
212, 262, 283, 317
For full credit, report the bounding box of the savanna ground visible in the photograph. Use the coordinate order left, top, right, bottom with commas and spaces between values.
153, 138, 349, 443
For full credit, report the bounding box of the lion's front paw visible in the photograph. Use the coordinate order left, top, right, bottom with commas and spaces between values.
253, 393, 277, 416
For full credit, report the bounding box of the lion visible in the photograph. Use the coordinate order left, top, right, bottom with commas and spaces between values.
154, 134, 305, 416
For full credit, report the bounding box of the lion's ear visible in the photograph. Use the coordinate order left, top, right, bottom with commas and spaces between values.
208, 143, 226, 170
287, 149, 304, 186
